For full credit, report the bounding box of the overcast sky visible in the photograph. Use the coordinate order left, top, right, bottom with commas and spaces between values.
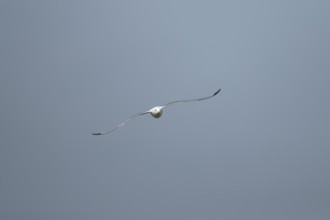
1, 0, 330, 219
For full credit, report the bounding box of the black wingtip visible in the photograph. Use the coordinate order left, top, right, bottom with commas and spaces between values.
213, 88, 221, 96
92, 133, 102, 135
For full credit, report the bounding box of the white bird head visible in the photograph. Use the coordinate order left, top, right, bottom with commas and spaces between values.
149, 106, 164, 118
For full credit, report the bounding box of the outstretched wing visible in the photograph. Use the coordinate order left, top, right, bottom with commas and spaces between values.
163, 88, 221, 108
92, 111, 149, 135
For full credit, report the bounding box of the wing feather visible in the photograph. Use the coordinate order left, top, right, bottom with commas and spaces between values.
163, 88, 221, 108
92, 112, 149, 135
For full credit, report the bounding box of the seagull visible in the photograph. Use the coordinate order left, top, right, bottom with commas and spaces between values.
92, 88, 221, 135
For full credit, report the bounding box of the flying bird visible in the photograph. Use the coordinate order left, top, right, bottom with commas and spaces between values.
92, 88, 221, 135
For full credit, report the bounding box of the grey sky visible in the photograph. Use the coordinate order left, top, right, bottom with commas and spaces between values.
1, 0, 330, 219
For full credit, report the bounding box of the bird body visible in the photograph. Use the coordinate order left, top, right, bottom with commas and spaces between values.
148, 106, 164, 118
92, 88, 221, 135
